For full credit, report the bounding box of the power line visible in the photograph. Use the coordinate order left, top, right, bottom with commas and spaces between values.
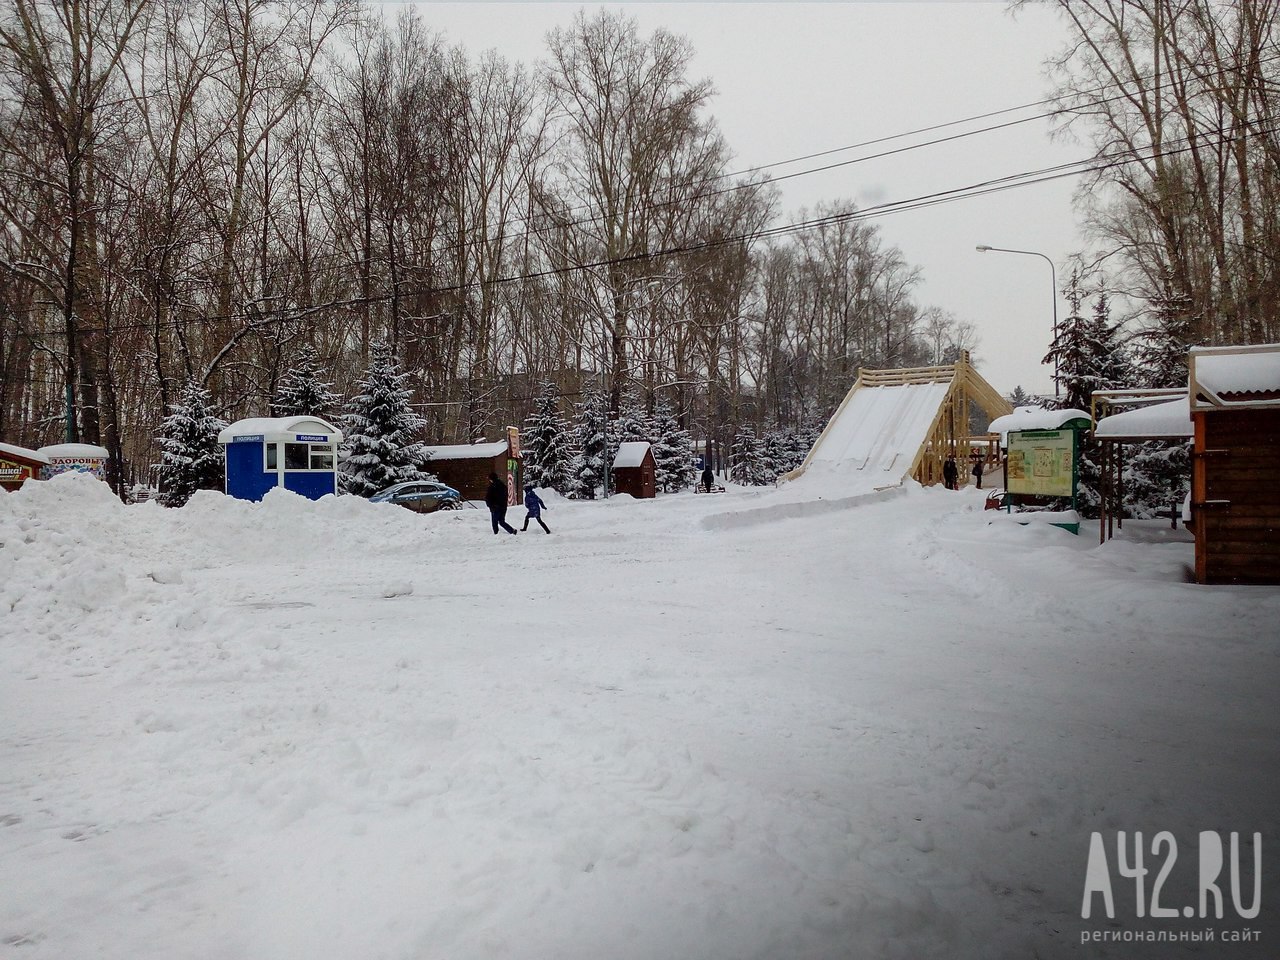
26, 109, 1270, 344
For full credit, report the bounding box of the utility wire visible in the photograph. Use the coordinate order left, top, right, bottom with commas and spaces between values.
28, 109, 1273, 344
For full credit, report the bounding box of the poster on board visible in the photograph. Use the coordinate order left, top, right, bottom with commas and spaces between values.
1005, 429, 1076, 498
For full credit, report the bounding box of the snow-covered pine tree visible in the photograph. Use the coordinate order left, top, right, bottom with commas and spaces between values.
1043, 270, 1096, 412
611, 390, 654, 445
1043, 281, 1137, 519
569, 387, 609, 499
1087, 289, 1133, 393
1132, 292, 1199, 388
157, 379, 227, 508
340, 342, 432, 498
1124, 441, 1191, 519
523, 382, 573, 493
650, 399, 695, 492
731, 426, 770, 486
761, 432, 794, 483
1046, 278, 1133, 412
271, 345, 340, 419
1122, 293, 1195, 520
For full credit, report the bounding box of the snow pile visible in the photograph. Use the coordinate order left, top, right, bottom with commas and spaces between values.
3, 475, 1277, 959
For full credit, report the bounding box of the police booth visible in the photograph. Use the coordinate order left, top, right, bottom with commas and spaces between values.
218, 416, 343, 501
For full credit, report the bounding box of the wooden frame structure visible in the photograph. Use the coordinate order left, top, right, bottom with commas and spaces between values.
787, 352, 1012, 486
1092, 389, 1190, 544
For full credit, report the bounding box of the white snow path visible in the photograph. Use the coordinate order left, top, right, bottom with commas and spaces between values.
2, 476, 1277, 959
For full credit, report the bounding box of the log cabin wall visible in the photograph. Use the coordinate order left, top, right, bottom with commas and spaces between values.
1193, 408, 1280, 585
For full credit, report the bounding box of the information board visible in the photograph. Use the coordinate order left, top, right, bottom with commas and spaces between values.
1005, 429, 1076, 498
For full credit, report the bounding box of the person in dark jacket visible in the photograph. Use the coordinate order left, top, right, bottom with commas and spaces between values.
485, 472, 517, 535
942, 456, 958, 490
522, 484, 550, 533
701, 464, 715, 493
972, 458, 984, 489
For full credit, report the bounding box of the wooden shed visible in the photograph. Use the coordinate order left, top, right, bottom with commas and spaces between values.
423, 427, 522, 505
1188, 344, 1280, 585
0, 442, 49, 491
613, 441, 656, 499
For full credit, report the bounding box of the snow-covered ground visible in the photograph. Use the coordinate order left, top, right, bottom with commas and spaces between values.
2, 474, 1276, 959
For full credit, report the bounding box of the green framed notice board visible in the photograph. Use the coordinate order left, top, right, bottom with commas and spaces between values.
1005, 429, 1078, 500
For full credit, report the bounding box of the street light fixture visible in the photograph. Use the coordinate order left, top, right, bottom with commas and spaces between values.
976, 244, 1060, 398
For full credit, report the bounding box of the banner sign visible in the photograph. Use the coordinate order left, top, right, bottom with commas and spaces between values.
295, 434, 327, 442
506, 425, 521, 459
1006, 429, 1076, 498
232, 434, 264, 443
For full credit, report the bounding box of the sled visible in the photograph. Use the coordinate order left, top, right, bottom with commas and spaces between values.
694, 484, 726, 494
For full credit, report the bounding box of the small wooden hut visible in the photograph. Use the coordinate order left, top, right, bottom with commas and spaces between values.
1188, 344, 1280, 585
423, 427, 522, 504
612, 442, 656, 499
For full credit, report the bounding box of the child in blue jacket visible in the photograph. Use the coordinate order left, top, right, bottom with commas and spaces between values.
522, 485, 551, 533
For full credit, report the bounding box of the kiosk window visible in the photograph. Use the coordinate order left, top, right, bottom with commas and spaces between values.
310, 445, 334, 470
285, 443, 309, 470
266, 444, 278, 470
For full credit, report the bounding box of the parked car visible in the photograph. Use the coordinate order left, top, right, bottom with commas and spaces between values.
369, 480, 462, 513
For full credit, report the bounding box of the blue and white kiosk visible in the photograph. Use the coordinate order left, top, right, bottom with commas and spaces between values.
218, 416, 343, 502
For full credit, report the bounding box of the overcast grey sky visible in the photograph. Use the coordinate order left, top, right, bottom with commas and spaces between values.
385, 2, 1086, 397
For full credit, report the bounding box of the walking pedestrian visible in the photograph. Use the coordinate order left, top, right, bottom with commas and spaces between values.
485, 472, 517, 535
701, 463, 715, 493
973, 458, 985, 490
521, 484, 551, 533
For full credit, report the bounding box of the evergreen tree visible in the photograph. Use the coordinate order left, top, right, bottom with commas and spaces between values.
1046, 280, 1134, 407
157, 379, 227, 508
340, 342, 431, 498
651, 399, 695, 492
523, 382, 573, 493
1132, 293, 1199, 388
271, 345, 340, 419
1124, 441, 1192, 519
569, 387, 608, 499
1087, 290, 1133, 393
761, 431, 799, 482
1043, 271, 1097, 412
1006, 385, 1033, 408
731, 425, 770, 486
611, 390, 654, 445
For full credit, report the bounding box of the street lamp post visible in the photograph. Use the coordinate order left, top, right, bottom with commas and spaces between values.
976, 244, 1060, 398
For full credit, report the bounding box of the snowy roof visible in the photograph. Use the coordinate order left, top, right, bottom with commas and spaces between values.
987, 406, 1092, 441
1190, 344, 1280, 409
37, 442, 110, 460
217, 417, 342, 444
612, 441, 652, 469
1095, 397, 1192, 440
423, 441, 508, 461
0, 442, 49, 464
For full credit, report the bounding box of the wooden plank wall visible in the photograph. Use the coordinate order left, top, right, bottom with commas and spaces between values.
1194, 409, 1280, 584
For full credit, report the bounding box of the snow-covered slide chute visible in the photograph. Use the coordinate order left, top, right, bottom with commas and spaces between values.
781, 354, 1012, 489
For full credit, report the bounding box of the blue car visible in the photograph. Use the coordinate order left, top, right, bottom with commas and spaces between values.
369, 480, 462, 513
